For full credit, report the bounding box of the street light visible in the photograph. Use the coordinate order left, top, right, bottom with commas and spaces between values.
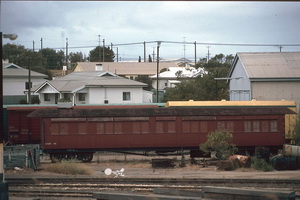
1, 32, 18, 199
156, 41, 161, 103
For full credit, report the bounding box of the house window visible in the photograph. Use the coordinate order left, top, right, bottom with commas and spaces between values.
44, 93, 50, 101
123, 92, 131, 101
79, 93, 85, 101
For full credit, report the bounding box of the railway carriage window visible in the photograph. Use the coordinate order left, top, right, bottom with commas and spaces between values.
60, 123, 68, 135
96, 123, 105, 134
167, 121, 176, 133
227, 121, 234, 131
156, 122, 164, 133
253, 121, 260, 132
244, 121, 251, 132
200, 121, 208, 132
132, 122, 150, 134
217, 121, 226, 130
261, 121, 269, 132
105, 122, 114, 134
78, 123, 86, 134
182, 121, 191, 133
270, 120, 278, 132
114, 122, 123, 134
191, 121, 199, 133
217, 121, 234, 131
132, 122, 141, 134
141, 122, 150, 133
50, 123, 59, 135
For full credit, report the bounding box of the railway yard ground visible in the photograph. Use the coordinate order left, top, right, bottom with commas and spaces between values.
5, 152, 300, 200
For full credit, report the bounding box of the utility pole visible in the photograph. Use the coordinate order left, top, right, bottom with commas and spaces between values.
152, 47, 156, 62
98, 35, 101, 61
156, 41, 161, 103
28, 57, 31, 104
207, 46, 211, 63
103, 39, 105, 62
33, 41, 35, 52
183, 37, 186, 60
194, 41, 197, 65
143, 41, 146, 62
40, 38, 43, 68
66, 38, 68, 67
116, 47, 119, 62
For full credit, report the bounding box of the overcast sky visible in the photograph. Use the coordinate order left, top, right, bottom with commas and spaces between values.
1, 1, 300, 61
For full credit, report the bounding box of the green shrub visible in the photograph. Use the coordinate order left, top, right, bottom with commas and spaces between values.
44, 161, 92, 175
58, 98, 71, 102
31, 96, 40, 104
19, 99, 27, 104
199, 130, 237, 159
251, 156, 274, 172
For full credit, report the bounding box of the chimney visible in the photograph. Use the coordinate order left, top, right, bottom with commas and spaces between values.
95, 63, 103, 71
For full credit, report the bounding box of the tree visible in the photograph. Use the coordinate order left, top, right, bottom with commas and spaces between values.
148, 54, 152, 62
200, 130, 237, 159
40, 48, 64, 70
134, 75, 153, 91
89, 46, 115, 62
69, 52, 84, 63
3, 43, 26, 63
163, 54, 232, 102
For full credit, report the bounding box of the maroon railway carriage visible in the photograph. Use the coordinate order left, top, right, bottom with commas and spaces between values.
6, 104, 159, 145
28, 106, 294, 162
6, 106, 56, 144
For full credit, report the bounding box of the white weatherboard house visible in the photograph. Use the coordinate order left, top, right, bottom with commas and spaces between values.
228, 52, 300, 107
3, 63, 48, 104
150, 66, 206, 90
33, 71, 152, 105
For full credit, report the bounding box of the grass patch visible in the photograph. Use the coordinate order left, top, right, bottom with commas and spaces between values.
45, 161, 93, 175
251, 157, 274, 172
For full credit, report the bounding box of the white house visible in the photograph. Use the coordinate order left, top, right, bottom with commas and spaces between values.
3, 63, 48, 104
33, 71, 152, 105
150, 66, 206, 90
228, 52, 300, 107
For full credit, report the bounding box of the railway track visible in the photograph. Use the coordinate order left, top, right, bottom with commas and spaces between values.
7, 177, 300, 199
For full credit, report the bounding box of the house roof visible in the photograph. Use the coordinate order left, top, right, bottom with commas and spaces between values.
230, 52, 300, 79
2, 63, 48, 78
74, 62, 176, 75
33, 71, 147, 93
3, 63, 21, 69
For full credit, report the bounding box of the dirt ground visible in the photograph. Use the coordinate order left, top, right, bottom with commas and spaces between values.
5, 152, 300, 180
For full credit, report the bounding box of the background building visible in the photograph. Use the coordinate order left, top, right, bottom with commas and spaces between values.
228, 52, 300, 108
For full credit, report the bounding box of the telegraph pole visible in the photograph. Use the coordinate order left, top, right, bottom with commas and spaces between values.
40, 38, 43, 68
207, 46, 211, 63
143, 41, 146, 62
66, 38, 68, 66
103, 39, 105, 62
98, 35, 101, 61
194, 41, 197, 65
